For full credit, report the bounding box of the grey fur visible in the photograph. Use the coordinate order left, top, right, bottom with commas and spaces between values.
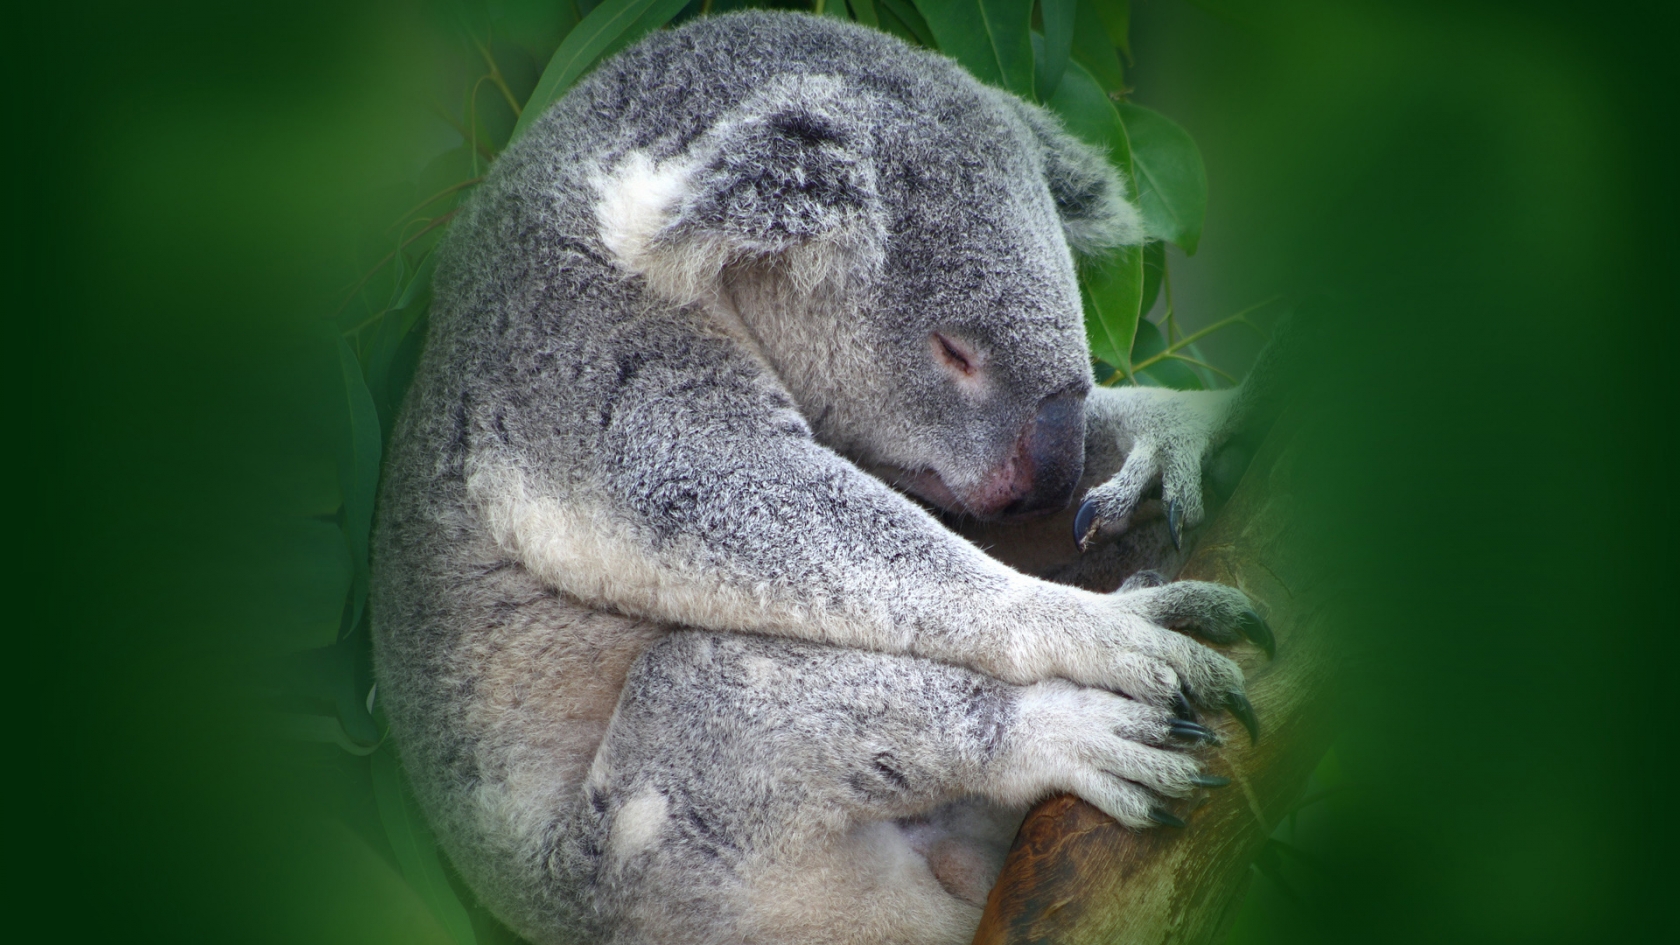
372, 13, 1254, 944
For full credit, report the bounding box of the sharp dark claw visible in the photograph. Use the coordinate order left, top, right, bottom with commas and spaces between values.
1239, 610, 1276, 659
1147, 808, 1187, 828
1169, 719, 1217, 743
1167, 498, 1184, 550
1074, 498, 1099, 550
1224, 690, 1260, 745
1171, 689, 1196, 720
1190, 773, 1232, 788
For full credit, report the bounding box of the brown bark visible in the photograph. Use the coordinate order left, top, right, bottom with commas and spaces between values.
973, 403, 1339, 945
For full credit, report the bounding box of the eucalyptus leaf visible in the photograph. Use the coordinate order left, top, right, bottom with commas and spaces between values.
1045, 59, 1144, 373
917, 0, 1036, 97
1118, 102, 1208, 253
1140, 239, 1165, 318
334, 333, 382, 631
1089, 0, 1131, 58
372, 749, 480, 945
817, 0, 850, 18
1131, 318, 1205, 389
1035, 0, 1076, 101
1069, 0, 1124, 93
877, 0, 934, 46
849, 0, 880, 27
510, 0, 691, 145
1080, 248, 1144, 373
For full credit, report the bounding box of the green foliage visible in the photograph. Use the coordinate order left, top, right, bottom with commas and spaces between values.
290, 3, 1262, 939
512, 0, 697, 144
918, 0, 1037, 98
372, 749, 480, 944
1120, 101, 1209, 254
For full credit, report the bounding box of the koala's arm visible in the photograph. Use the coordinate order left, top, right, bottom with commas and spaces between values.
467, 337, 1253, 712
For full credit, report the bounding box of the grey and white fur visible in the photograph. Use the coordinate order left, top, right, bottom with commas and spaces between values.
372, 12, 1262, 945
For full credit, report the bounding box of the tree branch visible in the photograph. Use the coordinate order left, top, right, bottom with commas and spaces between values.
973, 392, 1339, 945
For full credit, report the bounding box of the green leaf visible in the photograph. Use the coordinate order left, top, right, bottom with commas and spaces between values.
1080, 248, 1144, 372
1045, 58, 1143, 373
1088, 0, 1131, 59
849, 0, 880, 27
1139, 239, 1165, 318
1131, 318, 1205, 389
917, 0, 1036, 98
1069, 0, 1125, 93
509, 0, 691, 145
1035, 0, 1076, 101
877, 0, 935, 46
1117, 102, 1208, 253
816, 0, 850, 18
333, 333, 382, 632
372, 749, 480, 945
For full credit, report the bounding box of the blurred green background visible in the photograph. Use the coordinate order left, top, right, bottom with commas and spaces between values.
13, 0, 1677, 942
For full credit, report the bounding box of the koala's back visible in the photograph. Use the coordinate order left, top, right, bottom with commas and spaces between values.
371, 12, 1019, 941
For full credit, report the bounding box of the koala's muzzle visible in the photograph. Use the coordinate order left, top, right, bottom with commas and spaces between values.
965, 389, 1087, 519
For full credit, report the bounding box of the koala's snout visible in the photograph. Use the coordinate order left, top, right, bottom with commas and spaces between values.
966, 390, 1087, 519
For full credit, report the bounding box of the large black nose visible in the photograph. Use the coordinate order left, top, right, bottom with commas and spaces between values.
1007, 389, 1087, 517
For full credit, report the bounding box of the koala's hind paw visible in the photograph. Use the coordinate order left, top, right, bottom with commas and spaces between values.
998, 682, 1232, 830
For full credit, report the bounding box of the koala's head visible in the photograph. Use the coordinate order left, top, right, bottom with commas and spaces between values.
593, 66, 1143, 520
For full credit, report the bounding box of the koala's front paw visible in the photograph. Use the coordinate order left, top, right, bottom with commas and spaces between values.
1076, 389, 1237, 552
995, 680, 1231, 829
1062, 579, 1270, 743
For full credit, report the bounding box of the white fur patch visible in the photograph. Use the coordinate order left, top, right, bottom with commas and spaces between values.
591, 151, 693, 278
610, 786, 668, 863
466, 458, 883, 646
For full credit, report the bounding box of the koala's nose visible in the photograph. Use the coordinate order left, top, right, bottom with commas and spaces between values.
965, 390, 1086, 519
1010, 389, 1088, 516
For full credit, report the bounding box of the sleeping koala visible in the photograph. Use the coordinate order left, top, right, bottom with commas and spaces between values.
372, 11, 1271, 945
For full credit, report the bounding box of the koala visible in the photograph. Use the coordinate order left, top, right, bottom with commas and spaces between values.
371, 12, 1272, 945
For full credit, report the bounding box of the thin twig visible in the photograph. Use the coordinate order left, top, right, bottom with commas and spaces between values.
1163, 258, 1178, 344
431, 103, 497, 162
1129, 297, 1278, 374
475, 40, 523, 117
1163, 353, 1239, 385
335, 210, 458, 319
386, 177, 484, 233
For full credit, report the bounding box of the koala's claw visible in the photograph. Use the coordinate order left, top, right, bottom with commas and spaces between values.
1169, 719, 1219, 744
1171, 688, 1196, 720
1224, 690, 1260, 744
1147, 808, 1188, 828
1074, 497, 1101, 551
1167, 497, 1185, 550
1238, 610, 1276, 659
1190, 773, 1232, 788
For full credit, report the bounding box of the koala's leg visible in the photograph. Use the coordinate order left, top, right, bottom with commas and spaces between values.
577, 632, 1216, 945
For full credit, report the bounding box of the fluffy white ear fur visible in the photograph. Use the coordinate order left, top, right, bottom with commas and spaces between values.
591, 74, 885, 307
592, 151, 701, 297
1059, 179, 1146, 256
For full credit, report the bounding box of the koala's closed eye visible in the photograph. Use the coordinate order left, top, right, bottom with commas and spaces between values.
932, 332, 982, 377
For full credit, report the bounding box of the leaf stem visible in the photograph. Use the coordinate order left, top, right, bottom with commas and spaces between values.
476, 40, 523, 117
336, 210, 458, 319
1163, 258, 1178, 344
386, 177, 484, 233
1128, 296, 1277, 374
1164, 353, 1238, 384
431, 104, 497, 162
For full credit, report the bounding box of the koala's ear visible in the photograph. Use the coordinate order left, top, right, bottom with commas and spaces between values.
592, 75, 885, 303
1011, 101, 1146, 257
